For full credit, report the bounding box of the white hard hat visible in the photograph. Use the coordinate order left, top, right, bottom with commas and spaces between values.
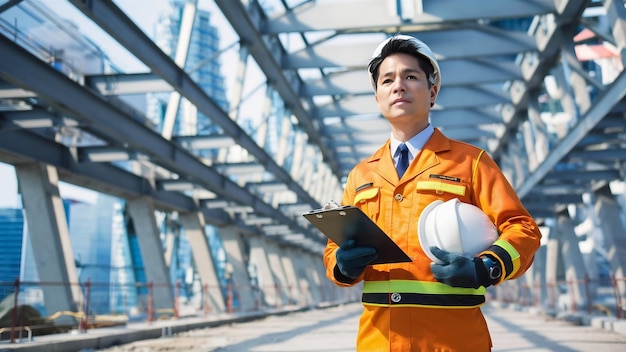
418, 198, 498, 264
370, 34, 441, 91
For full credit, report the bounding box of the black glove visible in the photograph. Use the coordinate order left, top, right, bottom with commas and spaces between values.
430, 246, 490, 289
335, 239, 377, 281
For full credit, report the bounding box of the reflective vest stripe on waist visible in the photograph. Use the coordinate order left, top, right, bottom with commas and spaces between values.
362, 280, 486, 308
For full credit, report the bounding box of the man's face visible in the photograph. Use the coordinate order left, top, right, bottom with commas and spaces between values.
374, 53, 437, 127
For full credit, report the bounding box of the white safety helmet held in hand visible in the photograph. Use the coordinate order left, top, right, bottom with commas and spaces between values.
369, 34, 441, 92
418, 198, 498, 264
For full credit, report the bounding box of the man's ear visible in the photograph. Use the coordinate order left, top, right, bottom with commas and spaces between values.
430, 85, 439, 106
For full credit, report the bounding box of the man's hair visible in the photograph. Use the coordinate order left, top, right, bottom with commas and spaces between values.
368, 38, 436, 91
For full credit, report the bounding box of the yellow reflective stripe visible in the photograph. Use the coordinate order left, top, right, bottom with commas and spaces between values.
363, 303, 486, 309
472, 150, 485, 183
363, 280, 485, 295
354, 187, 379, 204
494, 239, 521, 276
416, 181, 466, 196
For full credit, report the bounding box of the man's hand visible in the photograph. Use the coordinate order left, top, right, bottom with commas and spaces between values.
335, 239, 377, 281
430, 246, 489, 289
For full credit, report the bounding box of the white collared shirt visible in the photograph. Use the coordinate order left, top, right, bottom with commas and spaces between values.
390, 124, 434, 168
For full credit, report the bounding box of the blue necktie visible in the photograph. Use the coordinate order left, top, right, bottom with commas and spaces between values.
396, 143, 409, 178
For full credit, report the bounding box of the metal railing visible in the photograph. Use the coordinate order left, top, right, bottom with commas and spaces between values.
0, 277, 355, 344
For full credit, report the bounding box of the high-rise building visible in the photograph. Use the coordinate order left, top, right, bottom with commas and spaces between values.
147, 0, 229, 137
68, 193, 122, 314
0, 209, 25, 302
109, 202, 138, 315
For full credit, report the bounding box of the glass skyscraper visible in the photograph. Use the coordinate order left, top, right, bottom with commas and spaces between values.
0, 209, 25, 302
148, 0, 229, 137
69, 193, 121, 314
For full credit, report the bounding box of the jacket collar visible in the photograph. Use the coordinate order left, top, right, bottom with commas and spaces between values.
367, 128, 451, 185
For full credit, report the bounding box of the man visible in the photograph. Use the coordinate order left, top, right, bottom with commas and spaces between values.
323, 34, 542, 351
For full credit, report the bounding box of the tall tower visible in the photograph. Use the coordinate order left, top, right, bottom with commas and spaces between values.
148, 0, 229, 137
0, 209, 25, 301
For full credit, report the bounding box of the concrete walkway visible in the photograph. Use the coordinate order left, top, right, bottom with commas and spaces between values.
2, 302, 626, 351
485, 303, 626, 352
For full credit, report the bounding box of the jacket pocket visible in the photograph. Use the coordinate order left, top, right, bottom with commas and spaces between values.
416, 180, 467, 197
353, 186, 380, 219
415, 180, 472, 206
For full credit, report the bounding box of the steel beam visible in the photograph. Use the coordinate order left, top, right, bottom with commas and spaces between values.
267, 0, 553, 33
68, 0, 322, 209
518, 71, 626, 198
0, 36, 324, 245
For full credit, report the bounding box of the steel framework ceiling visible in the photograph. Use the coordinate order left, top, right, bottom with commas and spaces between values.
0, 0, 625, 252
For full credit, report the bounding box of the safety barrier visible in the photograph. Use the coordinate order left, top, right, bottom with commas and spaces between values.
0, 277, 357, 344
0, 326, 32, 342
490, 275, 626, 319
3, 274, 621, 345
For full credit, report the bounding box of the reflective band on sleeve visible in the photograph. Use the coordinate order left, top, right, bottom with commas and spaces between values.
416, 181, 466, 196
493, 239, 521, 277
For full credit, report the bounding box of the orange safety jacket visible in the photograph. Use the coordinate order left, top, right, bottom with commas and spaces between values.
323, 129, 542, 351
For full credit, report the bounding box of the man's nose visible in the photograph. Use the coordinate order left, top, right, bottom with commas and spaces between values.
392, 79, 406, 93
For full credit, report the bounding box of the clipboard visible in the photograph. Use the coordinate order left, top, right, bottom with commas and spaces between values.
303, 205, 412, 264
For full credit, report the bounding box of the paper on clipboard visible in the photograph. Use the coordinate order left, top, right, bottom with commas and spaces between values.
303, 205, 412, 264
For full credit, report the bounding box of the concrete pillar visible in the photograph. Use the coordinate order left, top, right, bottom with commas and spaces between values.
218, 226, 255, 312
291, 248, 314, 307
527, 99, 551, 167
593, 185, 626, 307
280, 247, 301, 305
274, 109, 292, 168
289, 131, 305, 180
555, 210, 589, 311
265, 241, 291, 306
313, 252, 356, 303
179, 212, 225, 313
301, 146, 317, 192
163, 218, 177, 268
506, 280, 522, 303
519, 272, 533, 306
248, 236, 277, 308
15, 162, 81, 319
126, 197, 174, 315
317, 254, 336, 302
254, 85, 273, 149
303, 252, 324, 305
576, 202, 600, 302
545, 221, 563, 312
529, 245, 548, 308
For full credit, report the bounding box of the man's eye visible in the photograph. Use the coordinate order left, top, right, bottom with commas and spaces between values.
382, 79, 392, 84
407, 75, 417, 80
